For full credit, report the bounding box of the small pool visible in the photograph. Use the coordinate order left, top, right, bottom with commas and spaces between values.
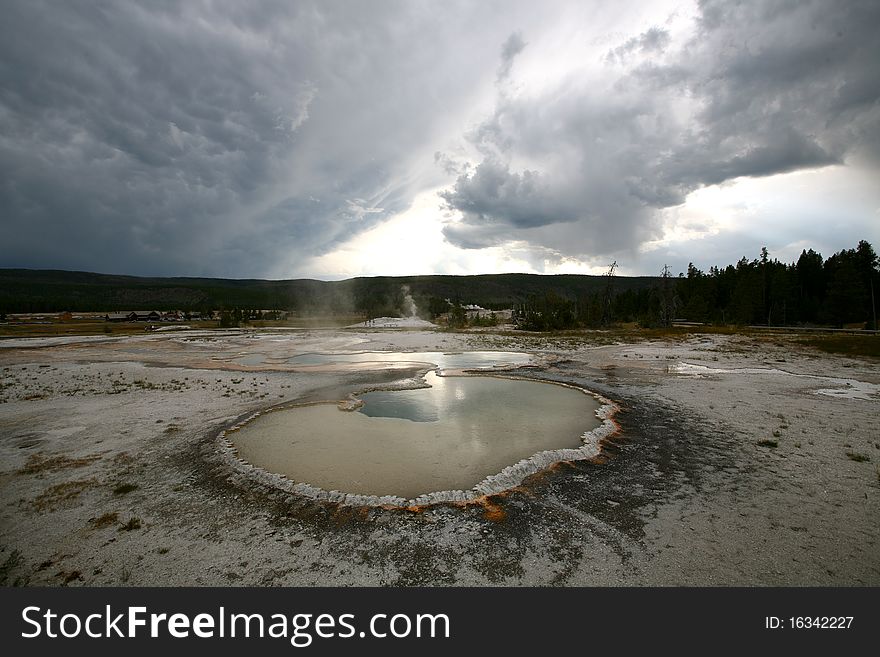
235, 354, 268, 366
287, 350, 533, 371
231, 371, 602, 500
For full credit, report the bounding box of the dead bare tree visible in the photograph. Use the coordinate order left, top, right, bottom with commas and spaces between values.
601, 261, 617, 326
659, 264, 674, 328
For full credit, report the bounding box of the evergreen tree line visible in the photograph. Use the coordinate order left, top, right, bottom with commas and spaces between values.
513, 240, 878, 330
676, 240, 878, 328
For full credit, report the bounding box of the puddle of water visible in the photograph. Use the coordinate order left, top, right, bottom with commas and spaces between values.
672, 362, 879, 400
231, 371, 600, 499
235, 354, 267, 366
814, 384, 879, 400
288, 350, 532, 371
672, 362, 782, 376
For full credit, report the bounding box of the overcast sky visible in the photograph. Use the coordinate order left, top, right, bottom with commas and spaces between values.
2, 0, 878, 279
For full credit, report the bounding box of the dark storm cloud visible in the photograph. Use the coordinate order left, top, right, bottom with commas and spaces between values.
441, 0, 880, 260
3, 0, 877, 278
497, 32, 527, 82
0, 0, 510, 277
441, 160, 570, 230
1, 1, 312, 274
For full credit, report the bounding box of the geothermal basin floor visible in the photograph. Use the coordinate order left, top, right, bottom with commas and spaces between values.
0, 328, 878, 585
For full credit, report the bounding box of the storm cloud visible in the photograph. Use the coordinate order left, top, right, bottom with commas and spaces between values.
440, 0, 880, 264
1, 0, 878, 278
0, 1, 517, 276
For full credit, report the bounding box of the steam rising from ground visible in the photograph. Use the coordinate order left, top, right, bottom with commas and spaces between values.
400, 285, 418, 319
346, 286, 436, 328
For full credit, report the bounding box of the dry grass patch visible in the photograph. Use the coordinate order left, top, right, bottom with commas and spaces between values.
0, 549, 23, 586
801, 335, 880, 359
90, 512, 119, 529
19, 452, 100, 475
112, 482, 138, 496
33, 479, 98, 511
119, 517, 141, 532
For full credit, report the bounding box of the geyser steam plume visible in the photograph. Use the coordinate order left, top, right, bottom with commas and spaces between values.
401, 285, 418, 318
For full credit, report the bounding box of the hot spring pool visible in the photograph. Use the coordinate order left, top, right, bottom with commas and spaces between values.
230, 371, 603, 501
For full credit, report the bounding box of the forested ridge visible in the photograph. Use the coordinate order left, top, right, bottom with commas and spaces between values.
0, 269, 655, 317
1, 240, 876, 329
510, 240, 878, 330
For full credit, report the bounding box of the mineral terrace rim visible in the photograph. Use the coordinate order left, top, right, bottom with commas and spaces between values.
212, 371, 621, 508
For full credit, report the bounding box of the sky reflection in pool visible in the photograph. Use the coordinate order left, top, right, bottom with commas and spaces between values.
232, 371, 600, 498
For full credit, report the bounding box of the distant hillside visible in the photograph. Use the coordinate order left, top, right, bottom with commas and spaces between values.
0, 268, 660, 315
